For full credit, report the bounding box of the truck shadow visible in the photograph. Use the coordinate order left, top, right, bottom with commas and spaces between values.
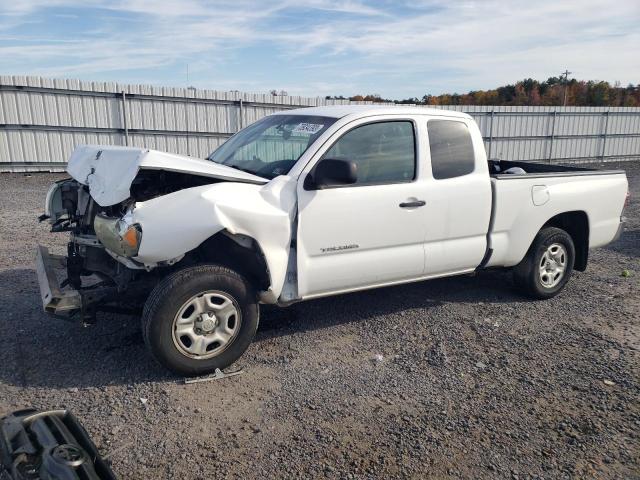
256, 270, 524, 341
0, 268, 166, 390
0, 267, 524, 390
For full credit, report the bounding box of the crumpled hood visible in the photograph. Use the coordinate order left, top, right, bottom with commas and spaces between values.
67, 144, 268, 206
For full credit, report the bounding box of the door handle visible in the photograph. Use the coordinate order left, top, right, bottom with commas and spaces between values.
399, 200, 426, 208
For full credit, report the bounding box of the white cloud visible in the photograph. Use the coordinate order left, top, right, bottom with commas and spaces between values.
0, 0, 638, 97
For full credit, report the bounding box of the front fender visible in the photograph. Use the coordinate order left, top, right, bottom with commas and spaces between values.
131, 176, 296, 299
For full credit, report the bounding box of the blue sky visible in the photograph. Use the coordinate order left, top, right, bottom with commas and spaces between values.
0, 0, 638, 98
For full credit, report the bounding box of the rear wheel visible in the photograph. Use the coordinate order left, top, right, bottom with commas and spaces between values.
513, 227, 575, 299
142, 264, 259, 376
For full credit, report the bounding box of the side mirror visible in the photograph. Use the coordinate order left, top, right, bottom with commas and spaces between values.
305, 158, 358, 190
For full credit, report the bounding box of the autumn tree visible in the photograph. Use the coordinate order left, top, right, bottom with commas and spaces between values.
336, 77, 640, 107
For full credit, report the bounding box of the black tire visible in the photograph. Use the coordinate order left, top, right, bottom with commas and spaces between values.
513, 227, 575, 299
142, 264, 259, 376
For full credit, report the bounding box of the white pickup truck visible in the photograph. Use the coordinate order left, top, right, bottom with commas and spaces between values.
37, 106, 629, 375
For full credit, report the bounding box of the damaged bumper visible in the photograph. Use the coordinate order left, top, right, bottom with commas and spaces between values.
36, 245, 82, 315
35, 245, 121, 318
36, 244, 155, 319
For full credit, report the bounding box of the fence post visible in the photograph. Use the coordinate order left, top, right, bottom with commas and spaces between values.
488, 110, 494, 159
548, 110, 557, 163
120, 91, 129, 146
601, 110, 610, 161
238, 99, 244, 132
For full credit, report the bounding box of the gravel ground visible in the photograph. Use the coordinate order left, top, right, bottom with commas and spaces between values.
0, 163, 638, 479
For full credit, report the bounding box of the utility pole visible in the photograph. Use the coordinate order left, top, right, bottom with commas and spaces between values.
561, 69, 572, 106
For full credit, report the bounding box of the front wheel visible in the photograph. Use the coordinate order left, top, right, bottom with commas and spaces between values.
142, 264, 259, 376
513, 227, 575, 299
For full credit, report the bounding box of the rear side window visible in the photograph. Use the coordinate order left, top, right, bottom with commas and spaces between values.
427, 120, 475, 180
322, 121, 415, 185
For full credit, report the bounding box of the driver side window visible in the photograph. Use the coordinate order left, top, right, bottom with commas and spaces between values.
322, 121, 416, 185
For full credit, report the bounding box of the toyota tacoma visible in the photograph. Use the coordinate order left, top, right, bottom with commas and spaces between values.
36, 106, 629, 375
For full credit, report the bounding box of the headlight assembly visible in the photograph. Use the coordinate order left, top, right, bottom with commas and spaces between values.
94, 214, 142, 257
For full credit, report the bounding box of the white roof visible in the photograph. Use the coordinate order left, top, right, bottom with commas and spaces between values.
280, 104, 470, 120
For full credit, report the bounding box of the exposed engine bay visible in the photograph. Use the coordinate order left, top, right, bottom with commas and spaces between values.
124, 170, 223, 205
45, 170, 221, 226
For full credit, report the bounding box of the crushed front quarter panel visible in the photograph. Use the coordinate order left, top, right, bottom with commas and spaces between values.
131, 176, 297, 300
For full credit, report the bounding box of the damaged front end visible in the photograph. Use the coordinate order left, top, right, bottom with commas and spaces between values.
36, 160, 266, 321
37, 144, 295, 320
36, 174, 172, 321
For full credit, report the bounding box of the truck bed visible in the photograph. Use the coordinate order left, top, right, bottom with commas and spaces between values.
485, 160, 627, 269
489, 160, 625, 179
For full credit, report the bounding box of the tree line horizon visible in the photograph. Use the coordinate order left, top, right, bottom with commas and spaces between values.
325, 77, 640, 107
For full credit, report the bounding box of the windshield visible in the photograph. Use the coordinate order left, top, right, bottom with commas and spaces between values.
208, 115, 337, 179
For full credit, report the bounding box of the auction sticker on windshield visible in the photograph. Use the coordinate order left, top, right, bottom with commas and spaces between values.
293, 123, 324, 134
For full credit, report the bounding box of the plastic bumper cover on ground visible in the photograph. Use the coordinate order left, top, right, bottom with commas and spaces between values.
0, 409, 117, 479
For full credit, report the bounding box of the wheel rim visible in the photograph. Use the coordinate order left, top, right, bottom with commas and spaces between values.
538, 243, 567, 289
172, 291, 241, 360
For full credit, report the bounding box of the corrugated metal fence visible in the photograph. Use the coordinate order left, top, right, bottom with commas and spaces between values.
432, 104, 640, 164
0, 76, 374, 172
1, 76, 639, 171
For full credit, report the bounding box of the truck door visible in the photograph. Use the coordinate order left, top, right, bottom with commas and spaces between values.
422, 118, 492, 275
296, 118, 429, 298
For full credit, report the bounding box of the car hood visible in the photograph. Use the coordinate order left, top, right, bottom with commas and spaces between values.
67, 144, 268, 206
